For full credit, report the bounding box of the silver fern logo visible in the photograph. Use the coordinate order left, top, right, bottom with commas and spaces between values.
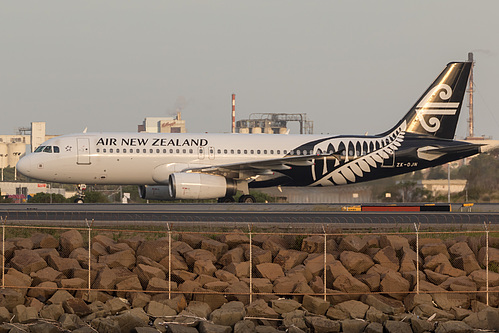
415, 84, 459, 133
310, 121, 407, 186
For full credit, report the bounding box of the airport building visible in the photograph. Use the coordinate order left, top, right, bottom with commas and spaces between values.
138, 113, 186, 133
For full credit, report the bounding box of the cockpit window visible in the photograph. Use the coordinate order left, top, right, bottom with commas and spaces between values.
34, 145, 60, 153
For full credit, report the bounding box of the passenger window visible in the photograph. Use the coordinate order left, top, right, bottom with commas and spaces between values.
170, 149, 173, 153
163, 149, 166, 153
270, 150, 273, 154
43, 146, 52, 153
231, 149, 234, 154
189, 149, 193, 154
54, 146, 60, 153
136, 149, 140, 153
283, 150, 287, 154
250, 150, 254, 154
224, 149, 228, 154
143, 149, 147, 153
244, 150, 248, 154
217, 149, 221, 154
96, 149, 100, 153
156, 149, 159, 153
176, 149, 180, 154
116, 149, 120, 153
237, 149, 241, 154
276, 150, 280, 154
103, 149, 107, 153
110, 149, 113, 153
183, 149, 186, 154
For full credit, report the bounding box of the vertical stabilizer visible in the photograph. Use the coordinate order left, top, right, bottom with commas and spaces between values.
381, 62, 472, 139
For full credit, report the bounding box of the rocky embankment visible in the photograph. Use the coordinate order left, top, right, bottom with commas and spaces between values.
0, 229, 498, 332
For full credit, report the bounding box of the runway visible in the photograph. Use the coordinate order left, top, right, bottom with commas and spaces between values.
0, 203, 497, 230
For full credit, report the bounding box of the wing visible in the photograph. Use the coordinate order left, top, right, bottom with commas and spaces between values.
185, 152, 344, 180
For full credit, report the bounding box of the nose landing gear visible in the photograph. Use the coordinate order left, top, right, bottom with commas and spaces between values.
74, 184, 87, 203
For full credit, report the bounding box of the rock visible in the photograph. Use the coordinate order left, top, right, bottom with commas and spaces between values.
91, 317, 121, 333
11, 249, 47, 274
233, 320, 255, 333
62, 298, 92, 316
271, 299, 301, 314
93, 267, 117, 290
193, 291, 227, 311
413, 303, 455, 320
147, 277, 173, 292
116, 275, 143, 297
421, 242, 450, 258
225, 281, 250, 304
185, 301, 212, 318
246, 299, 279, 319
303, 253, 335, 276
217, 232, 249, 249
424, 253, 451, 270
59, 313, 85, 330
379, 235, 409, 250
47, 290, 74, 305
478, 246, 499, 267
136, 238, 170, 262
60, 277, 87, 291
224, 261, 250, 279
130, 292, 152, 308
0, 307, 10, 323
340, 251, 375, 275
365, 306, 388, 323
28, 322, 61, 333
262, 236, 287, 257
332, 274, 370, 296
0, 289, 25, 311
410, 316, 435, 333
27, 281, 57, 301
242, 244, 272, 265
435, 320, 473, 333
463, 306, 499, 330
115, 309, 149, 333
193, 259, 217, 276
274, 249, 308, 271
106, 297, 130, 314
373, 246, 399, 270
325, 306, 348, 320
435, 262, 466, 277
403, 293, 433, 311
379, 270, 410, 300
305, 316, 341, 333
356, 272, 380, 291
334, 300, 369, 319
302, 295, 329, 315
383, 320, 412, 333
146, 300, 176, 317
198, 321, 232, 333
201, 238, 228, 260
255, 263, 284, 282
282, 310, 308, 331
209, 301, 246, 327
301, 235, 325, 253
184, 249, 217, 266
219, 247, 244, 266
166, 324, 198, 333
469, 269, 499, 288
338, 235, 367, 253
454, 254, 481, 274
361, 294, 405, 315
99, 249, 136, 269
365, 322, 383, 333
12, 304, 38, 323
340, 319, 368, 333
47, 253, 81, 276
448, 241, 474, 257
60, 229, 84, 255
135, 263, 166, 284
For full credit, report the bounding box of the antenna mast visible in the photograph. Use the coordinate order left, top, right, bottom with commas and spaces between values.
467, 52, 475, 138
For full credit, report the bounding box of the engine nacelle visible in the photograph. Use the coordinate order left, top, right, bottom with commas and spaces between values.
169, 173, 237, 200
138, 185, 174, 200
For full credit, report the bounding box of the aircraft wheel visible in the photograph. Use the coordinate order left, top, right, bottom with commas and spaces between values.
74, 198, 84, 204
218, 196, 235, 203
239, 195, 256, 203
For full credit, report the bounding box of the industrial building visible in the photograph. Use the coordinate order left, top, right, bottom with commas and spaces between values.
236, 113, 313, 134
0, 122, 57, 168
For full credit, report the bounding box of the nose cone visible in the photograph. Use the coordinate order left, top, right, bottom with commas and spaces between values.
16, 155, 31, 176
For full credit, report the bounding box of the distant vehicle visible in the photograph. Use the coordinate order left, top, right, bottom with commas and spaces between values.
17, 61, 481, 203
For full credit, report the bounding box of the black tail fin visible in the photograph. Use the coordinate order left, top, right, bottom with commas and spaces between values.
380, 61, 472, 139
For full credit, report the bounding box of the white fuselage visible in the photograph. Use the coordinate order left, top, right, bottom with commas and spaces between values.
17, 132, 333, 185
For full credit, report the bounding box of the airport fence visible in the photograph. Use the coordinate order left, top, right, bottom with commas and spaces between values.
0, 219, 498, 311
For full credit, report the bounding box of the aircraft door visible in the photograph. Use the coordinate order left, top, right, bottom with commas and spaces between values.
77, 138, 91, 165
198, 147, 205, 160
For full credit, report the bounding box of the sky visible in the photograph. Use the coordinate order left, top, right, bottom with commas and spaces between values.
2, 1, 499, 139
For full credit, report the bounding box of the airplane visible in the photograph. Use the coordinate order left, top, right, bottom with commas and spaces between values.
16, 61, 482, 203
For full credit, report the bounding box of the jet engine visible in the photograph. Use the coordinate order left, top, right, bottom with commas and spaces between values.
169, 173, 237, 200
138, 185, 174, 200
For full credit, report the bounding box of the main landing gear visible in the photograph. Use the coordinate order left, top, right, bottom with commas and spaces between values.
217, 195, 256, 203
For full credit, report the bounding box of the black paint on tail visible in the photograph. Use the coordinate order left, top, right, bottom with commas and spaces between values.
380, 62, 472, 139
